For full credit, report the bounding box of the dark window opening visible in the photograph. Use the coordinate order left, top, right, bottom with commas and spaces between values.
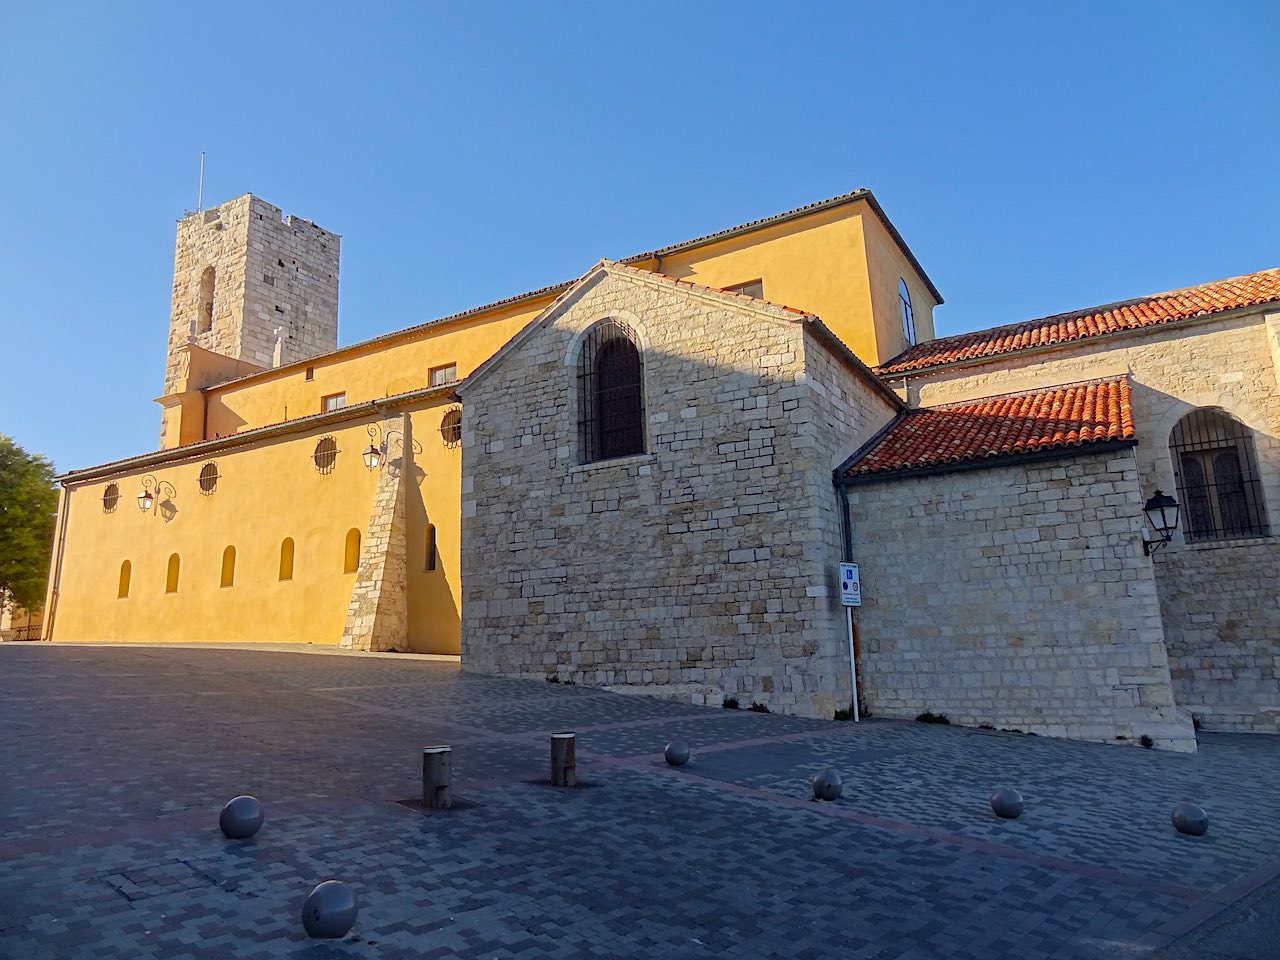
1170, 408, 1269, 542
578, 320, 645, 463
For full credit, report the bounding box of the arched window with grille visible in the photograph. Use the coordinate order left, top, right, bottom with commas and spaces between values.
578, 319, 645, 463
1170, 408, 1269, 542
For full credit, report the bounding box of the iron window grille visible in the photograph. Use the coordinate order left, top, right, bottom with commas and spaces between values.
313, 436, 339, 475
102, 483, 120, 513
1170, 409, 1269, 542
578, 319, 645, 463
440, 408, 462, 446
198, 462, 220, 496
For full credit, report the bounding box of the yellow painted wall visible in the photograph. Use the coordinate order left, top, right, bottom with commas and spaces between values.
651, 203, 881, 362
55, 193, 938, 651
862, 212, 939, 363
51, 401, 461, 653
199, 196, 937, 442
204, 301, 549, 439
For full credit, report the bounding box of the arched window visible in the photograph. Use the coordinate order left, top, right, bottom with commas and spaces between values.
343, 528, 361, 574
279, 537, 295, 581
117, 560, 131, 599
165, 554, 181, 594
425, 523, 437, 571
220, 546, 236, 588
898, 278, 916, 345
578, 319, 645, 463
1170, 409, 1269, 542
197, 266, 216, 335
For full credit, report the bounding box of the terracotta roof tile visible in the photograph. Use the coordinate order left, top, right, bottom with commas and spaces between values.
877, 268, 1280, 376
843, 377, 1135, 479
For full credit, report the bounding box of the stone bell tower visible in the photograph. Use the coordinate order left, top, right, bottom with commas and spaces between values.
160, 194, 340, 445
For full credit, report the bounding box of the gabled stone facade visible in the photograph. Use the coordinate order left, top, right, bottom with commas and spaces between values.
458, 264, 898, 716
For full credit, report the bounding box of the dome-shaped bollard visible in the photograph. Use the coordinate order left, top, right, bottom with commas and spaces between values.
990, 787, 1024, 820
811, 769, 843, 802
1171, 802, 1209, 837
218, 795, 264, 839
664, 740, 690, 767
302, 880, 359, 939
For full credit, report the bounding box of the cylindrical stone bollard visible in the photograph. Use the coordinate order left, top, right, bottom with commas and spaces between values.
550, 732, 577, 787
422, 746, 452, 809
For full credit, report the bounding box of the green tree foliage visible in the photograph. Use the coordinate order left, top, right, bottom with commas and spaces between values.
0, 435, 58, 613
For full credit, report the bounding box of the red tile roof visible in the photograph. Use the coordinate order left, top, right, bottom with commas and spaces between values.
877, 268, 1280, 376
842, 377, 1135, 479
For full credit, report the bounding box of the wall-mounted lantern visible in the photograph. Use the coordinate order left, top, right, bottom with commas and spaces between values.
363, 422, 420, 473
137, 475, 178, 520
1142, 489, 1180, 555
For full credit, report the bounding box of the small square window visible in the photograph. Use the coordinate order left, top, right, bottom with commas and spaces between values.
429, 363, 458, 387
724, 279, 764, 299
305, 366, 315, 381
322, 392, 346, 412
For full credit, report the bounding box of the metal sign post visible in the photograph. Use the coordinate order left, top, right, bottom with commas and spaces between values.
839, 562, 861, 722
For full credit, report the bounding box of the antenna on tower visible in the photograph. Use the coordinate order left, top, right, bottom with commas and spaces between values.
197, 152, 206, 212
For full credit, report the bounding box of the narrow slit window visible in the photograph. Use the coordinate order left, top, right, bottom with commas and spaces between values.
279, 537, 295, 581
898, 278, 916, 345
425, 523, 437, 571
344, 528, 361, 574
220, 545, 236, 588
117, 560, 131, 599
197, 266, 216, 335
165, 554, 181, 594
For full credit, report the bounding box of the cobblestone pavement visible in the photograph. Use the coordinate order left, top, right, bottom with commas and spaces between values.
3, 644, 1279, 959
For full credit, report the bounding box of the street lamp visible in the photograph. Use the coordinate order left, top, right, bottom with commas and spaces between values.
1142, 490, 1180, 555
363, 441, 382, 471
137, 475, 176, 516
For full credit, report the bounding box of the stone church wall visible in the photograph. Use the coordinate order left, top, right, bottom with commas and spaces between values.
903, 310, 1280, 732
460, 268, 895, 717
846, 447, 1195, 749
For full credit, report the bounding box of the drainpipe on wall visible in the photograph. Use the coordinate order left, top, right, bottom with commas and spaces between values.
43, 483, 72, 642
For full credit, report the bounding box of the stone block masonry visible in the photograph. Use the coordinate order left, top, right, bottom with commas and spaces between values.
903, 310, 1280, 733
162, 194, 339, 445
459, 265, 897, 718
845, 447, 1196, 750
340, 413, 411, 652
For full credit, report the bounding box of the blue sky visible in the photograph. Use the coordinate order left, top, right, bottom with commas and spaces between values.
2, 2, 1276, 471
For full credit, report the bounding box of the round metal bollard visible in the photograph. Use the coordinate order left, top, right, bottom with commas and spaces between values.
664, 740, 690, 767
990, 787, 1024, 820
1171, 802, 1209, 837
302, 880, 358, 939
218, 795, 264, 840
811, 769, 843, 802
